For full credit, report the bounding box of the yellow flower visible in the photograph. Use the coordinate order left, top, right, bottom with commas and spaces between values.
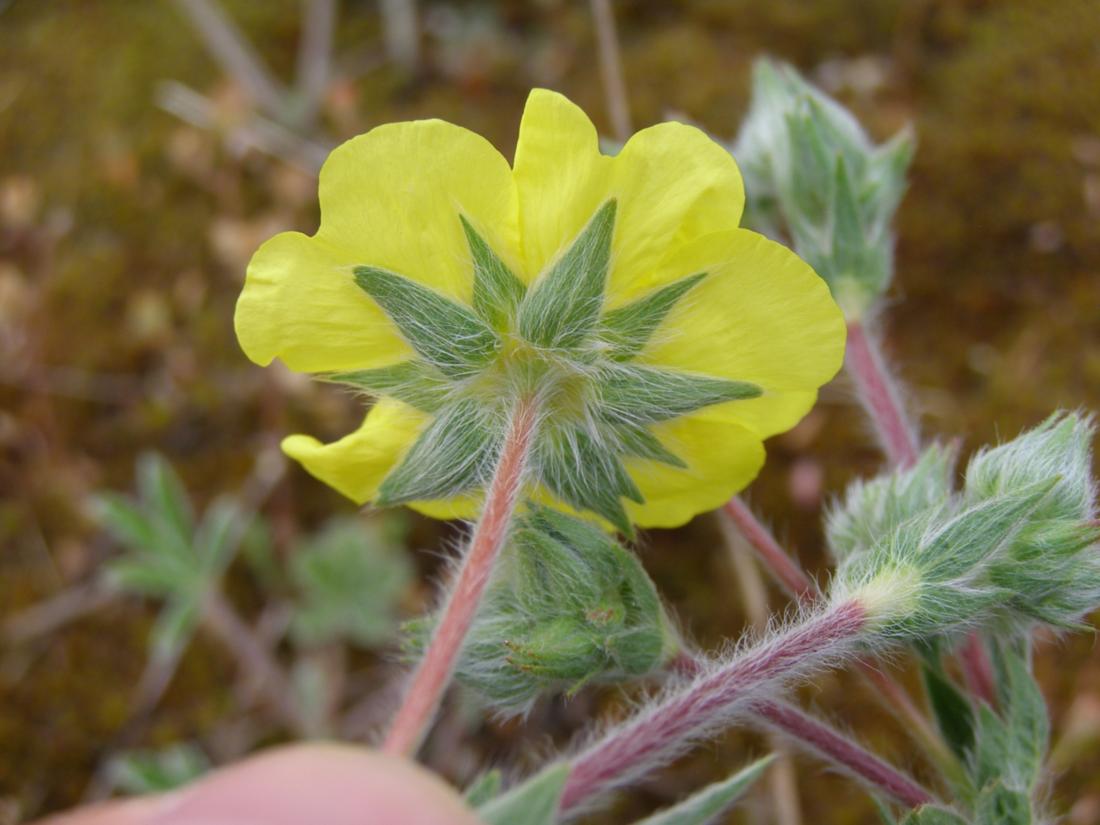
236, 89, 845, 530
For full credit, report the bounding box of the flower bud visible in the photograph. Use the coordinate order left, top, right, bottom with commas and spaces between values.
404, 505, 680, 714
734, 59, 914, 319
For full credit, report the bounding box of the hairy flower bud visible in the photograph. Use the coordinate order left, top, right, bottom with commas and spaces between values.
404, 505, 679, 714
733, 59, 914, 319
830, 412, 1100, 641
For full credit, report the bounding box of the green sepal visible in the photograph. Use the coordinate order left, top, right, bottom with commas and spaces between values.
611, 422, 688, 468
599, 272, 707, 361
535, 426, 642, 535
831, 154, 866, 278
354, 266, 500, 378
518, 199, 616, 349
461, 215, 527, 330
974, 783, 1030, 825
826, 443, 956, 564
600, 364, 761, 425
632, 755, 775, 825
376, 401, 500, 505
328, 360, 451, 413
477, 763, 570, 825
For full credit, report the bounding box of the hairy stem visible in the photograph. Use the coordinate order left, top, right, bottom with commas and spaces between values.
720, 497, 968, 786
589, 0, 632, 142
674, 650, 933, 811
723, 497, 816, 603
560, 600, 867, 814
383, 398, 538, 756
722, 513, 803, 825
754, 699, 935, 809
845, 320, 919, 470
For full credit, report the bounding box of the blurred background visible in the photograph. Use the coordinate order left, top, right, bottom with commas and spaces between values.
2, 0, 1099, 822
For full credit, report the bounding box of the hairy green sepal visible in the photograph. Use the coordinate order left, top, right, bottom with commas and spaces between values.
517, 199, 616, 348
344, 202, 760, 530
376, 401, 500, 505
354, 266, 500, 378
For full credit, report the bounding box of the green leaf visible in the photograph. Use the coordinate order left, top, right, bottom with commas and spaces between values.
103, 556, 194, 599
137, 453, 194, 539
290, 517, 413, 648
328, 360, 452, 413
149, 598, 200, 660
354, 266, 500, 378
518, 199, 616, 348
193, 498, 241, 578
633, 755, 774, 825
477, 763, 570, 825
461, 215, 527, 329
92, 494, 161, 555
464, 770, 504, 807
899, 806, 970, 825
377, 401, 499, 506
535, 425, 642, 534
971, 651, 1049, 792
599, 272, 707, 361
600, 365, 761, 425
107, 744, 209, 795
922, 663, 976, 760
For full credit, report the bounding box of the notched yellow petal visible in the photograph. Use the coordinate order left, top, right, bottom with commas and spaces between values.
513, 89, 746, 306
281, 398, 430, 504
625, 415, 766, 529
317, 119, 520, 304
638, 228, 845, 438
236, 231, 413, 372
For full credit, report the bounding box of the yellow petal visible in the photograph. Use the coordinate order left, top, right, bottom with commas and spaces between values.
317, 119, 519, 304
237, 119, 519, 373
625, 415, 765, 529
282, 398, 430, 504
407, 494, 480, 522
236, 231, 413, 371
512, 89, 744, 302
639, 228, 846, 438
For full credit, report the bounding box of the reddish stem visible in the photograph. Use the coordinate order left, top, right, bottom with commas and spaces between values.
560, 601, 867, 813
382, 398, 538, 756
721, 495, 969, 783
845, 320, 919, 470
671, 652, 933, 809
754, 699, 934, 809
723, 497, 816, 604
958, 632, 998, 709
